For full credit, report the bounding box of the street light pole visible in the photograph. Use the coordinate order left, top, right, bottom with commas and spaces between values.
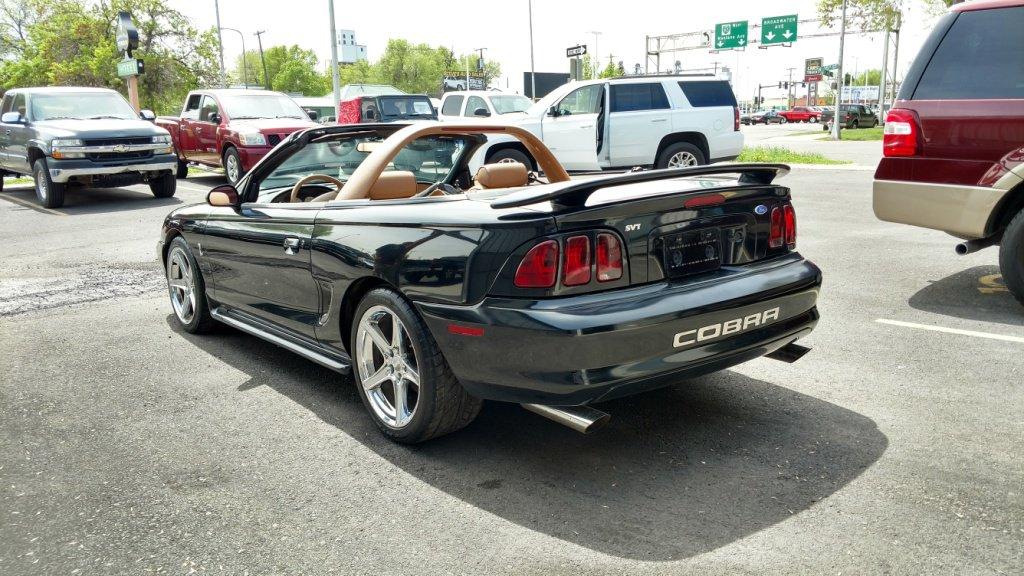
213, 0, 227, 87
254, 30, 270, 90
527, 0, 536, 99
221, 27, 247, 88
328, 0, 340, 113
588, 31, 602, 79
831, 0, 848, 141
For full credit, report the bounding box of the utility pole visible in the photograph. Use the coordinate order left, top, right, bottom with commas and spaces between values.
831, 0, 848, 140
528, 0, 536, 99
254, 30, 270, 90
328, 0, 340, 113
475, 47, 487, 87
221, 27, 247, 87
588, 31, 602, 79
786, 67, 796, 109
214, 0, 226, 88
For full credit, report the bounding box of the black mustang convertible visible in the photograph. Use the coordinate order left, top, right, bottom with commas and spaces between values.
159, 122, 821, 443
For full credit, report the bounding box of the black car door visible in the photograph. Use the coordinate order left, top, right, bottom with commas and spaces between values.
200, 202, 322, 339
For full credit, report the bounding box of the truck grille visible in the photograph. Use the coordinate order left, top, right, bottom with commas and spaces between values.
87, 151, 153, 162
82, 137, 153, 147
267, 134, 282, 146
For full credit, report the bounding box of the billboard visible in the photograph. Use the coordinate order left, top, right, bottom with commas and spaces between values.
523, 72, 571, 99
442, 74, 486, 92
841, 85, 880, 102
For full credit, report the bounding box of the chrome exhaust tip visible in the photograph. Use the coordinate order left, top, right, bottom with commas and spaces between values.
521, 403, 611, 434
955, 236, 998, 256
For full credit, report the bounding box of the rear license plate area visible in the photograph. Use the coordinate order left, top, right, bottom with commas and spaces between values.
661, 227, 722, 277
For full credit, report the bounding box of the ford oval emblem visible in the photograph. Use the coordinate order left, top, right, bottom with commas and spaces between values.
754, 204, 768, 215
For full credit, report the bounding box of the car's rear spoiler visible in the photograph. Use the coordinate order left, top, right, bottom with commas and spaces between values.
491, 163, 790, 209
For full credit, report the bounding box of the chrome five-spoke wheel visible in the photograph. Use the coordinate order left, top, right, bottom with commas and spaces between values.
167, 246, 196, 325
667, 151, 699, 168
356, 305, 420, 429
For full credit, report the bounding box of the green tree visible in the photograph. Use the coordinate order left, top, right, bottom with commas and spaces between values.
599, 59, 621, 79
817, 0, 955, 30
334, 40, 501, 96
0, 0, 219, 114
234, 44, 329, 95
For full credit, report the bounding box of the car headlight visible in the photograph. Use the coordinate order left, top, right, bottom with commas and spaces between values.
151, 134, 172, 144
50, 138, 84, 159
238, 132, 266, 146
51, 138, 83, 148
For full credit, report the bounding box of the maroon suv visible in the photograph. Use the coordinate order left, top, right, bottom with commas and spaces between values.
873, 0, 1024, 305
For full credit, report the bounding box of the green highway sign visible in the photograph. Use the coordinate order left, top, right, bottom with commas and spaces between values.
714, 21, 748, 50
761, 14, 798, 45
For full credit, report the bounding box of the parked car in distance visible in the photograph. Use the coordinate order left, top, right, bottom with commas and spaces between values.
821, 104, 878, 130
873, 0, 1024, 305
156, 89, 318, 185
293, 96, 335, 124
159, 121, 820, 443
470, 76, 742, 171
438, 91, 533, 120
337, 94, 437, 125
0, 86, 177, 208
778, 106, 820, 123
747, 110, 784, 125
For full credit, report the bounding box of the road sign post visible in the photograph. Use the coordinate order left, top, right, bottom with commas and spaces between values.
761, 15, 798, 46
714, 21, 748, 50
115, 11, 141, 112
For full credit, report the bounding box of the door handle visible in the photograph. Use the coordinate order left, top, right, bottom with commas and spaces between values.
651, 118, 667, 123
580, 125, 593, 129
283, 237, 301, 255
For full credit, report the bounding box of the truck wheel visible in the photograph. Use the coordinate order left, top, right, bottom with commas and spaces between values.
32, 158, 65, 209
223, 147, 243, 185
176, 159, 189, 179
149, 172, 177, 198
657, 142, 706, 169
351, 288, 481, 443
489, 148, 533, 170
850, 119, 859, 129
999, 208, 1024, 307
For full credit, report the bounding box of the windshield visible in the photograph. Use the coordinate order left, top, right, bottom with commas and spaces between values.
377, 96, 435, 120
490, 95, 532, 114
220, 94, 308, 120
258, 133, 470, 193
30, 92, 137, 121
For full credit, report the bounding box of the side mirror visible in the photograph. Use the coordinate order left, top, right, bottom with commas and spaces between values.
208, 112, 222, 125
140, 109, 156, 121
306, 110, 318, 121
473, 107, 490, 117
207, 184, 240, 207
1, 111, 24, 124
547, 106, 560, 118
364, 108, 377, 120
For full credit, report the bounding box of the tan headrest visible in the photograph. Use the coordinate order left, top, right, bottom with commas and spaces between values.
368, 171, 417, 200
475, 162, 529, 189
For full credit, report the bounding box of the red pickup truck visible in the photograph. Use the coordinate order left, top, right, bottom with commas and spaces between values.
778, 107, 821, 123
156, 89, 318, 184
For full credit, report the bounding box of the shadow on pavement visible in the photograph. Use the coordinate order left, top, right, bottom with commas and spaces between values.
1, 185, 181, 214
169, 315, 887, 561
909, 265, 1023, 326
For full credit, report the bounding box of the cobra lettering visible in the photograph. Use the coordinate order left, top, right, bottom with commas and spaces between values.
673, 307, 781, 348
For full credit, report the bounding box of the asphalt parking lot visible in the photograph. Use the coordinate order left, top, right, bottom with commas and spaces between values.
1, 161, 1021, 574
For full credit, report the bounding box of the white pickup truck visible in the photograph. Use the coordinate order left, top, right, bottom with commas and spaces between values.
460, 76, 743, 172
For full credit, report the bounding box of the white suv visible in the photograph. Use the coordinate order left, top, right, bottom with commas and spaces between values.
438, 91, 533, 120
470, 76, 743, 171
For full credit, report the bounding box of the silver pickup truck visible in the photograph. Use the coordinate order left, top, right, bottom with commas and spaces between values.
0, 86, 177, 208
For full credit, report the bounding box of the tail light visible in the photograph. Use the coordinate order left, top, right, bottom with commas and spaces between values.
514, 240, 559, 288
562, 236, 591, 286
883, 108, 920, 157
596, 233, 623, 282
733, 106, 740, 131
769, 205, 797, 249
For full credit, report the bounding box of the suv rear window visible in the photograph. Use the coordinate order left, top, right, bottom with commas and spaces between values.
913, 6, 1024, 100
678, 81, 738, 107
610, 83, 669, 112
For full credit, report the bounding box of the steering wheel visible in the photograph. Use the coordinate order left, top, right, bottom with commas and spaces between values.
290, 174, 345, 203
413, 181, 461, 198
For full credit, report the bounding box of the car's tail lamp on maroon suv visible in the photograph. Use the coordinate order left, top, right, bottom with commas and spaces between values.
882, 109, 922, 157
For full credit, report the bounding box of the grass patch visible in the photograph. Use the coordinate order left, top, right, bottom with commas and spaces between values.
819, 126, 883, 141
736, 146, 851, 165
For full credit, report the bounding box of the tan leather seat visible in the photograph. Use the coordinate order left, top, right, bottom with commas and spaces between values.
368, 170, 417, 200
474, 162, 529, 189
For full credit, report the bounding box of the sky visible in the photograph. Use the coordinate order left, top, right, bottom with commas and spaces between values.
170, 0, 944, 99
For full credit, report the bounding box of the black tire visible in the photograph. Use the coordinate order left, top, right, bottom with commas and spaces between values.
149, 172, 177, 198
488, 147, 533, 170
351, 288, 481, 443
999, 208, 1024, 307
0, 173, 4, 193
779, 116, 788, 124
176, 159, 189, 179
871, 118, 879, 128
32, 157, 65, 208
850, 119, 859, 129
223, 147, 243, 186
656, 142, 706, 169
165, 236, 215, 334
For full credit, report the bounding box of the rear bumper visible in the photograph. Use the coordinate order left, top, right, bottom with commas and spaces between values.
48, 154, 177, 183
417, 254, 821, 405
872, 178, 1008, 239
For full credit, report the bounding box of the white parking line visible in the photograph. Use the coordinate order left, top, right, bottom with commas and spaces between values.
0, 192, 66, 216
876, 319, 1024, 344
